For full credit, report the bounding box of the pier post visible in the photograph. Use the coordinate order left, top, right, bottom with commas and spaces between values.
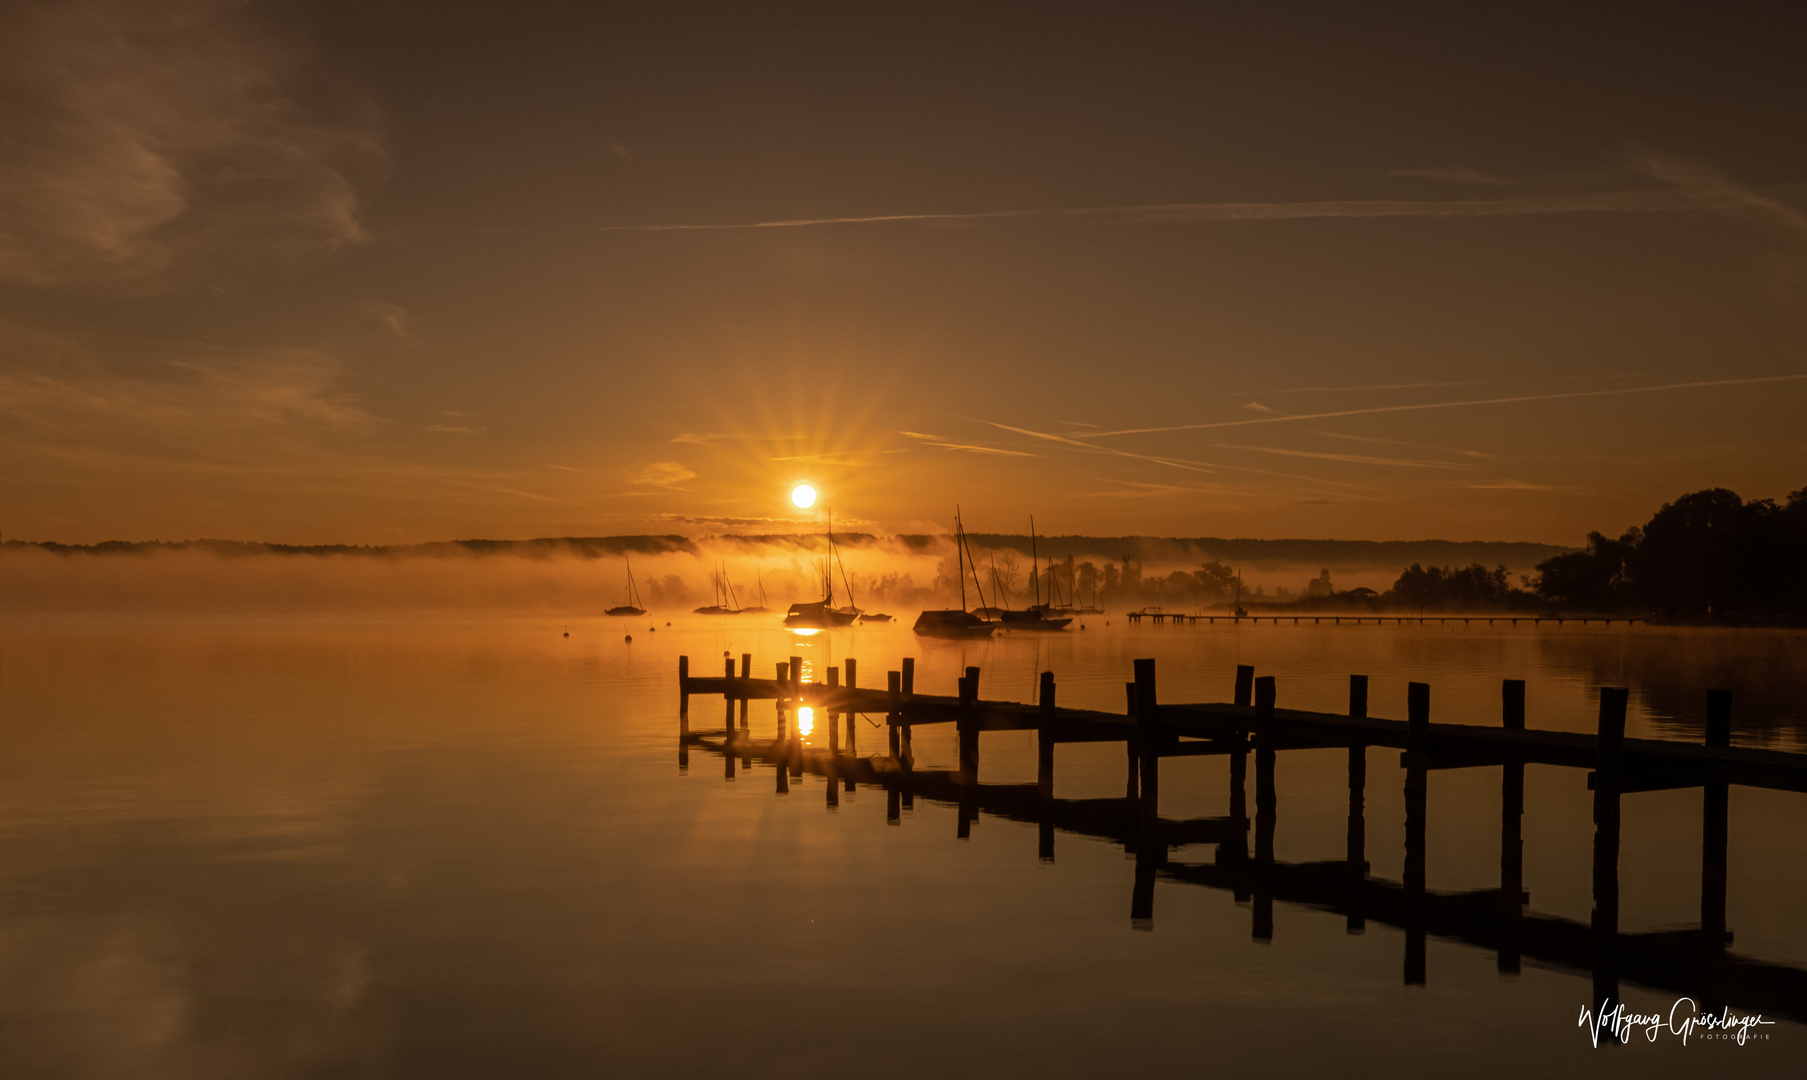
1037, 671, 1057, 799
1347, 674, 1368, 934
1234, 664, 1254, 707
901, 658, 915, 762
844, 659, 858, 760
1134, 659, 1161, 825
1500, 679, 1526, 973
1592, 687, 1629, 1041
789, 655, 802, 702
1132, 659, 1163, 930
887, 671, 902, 760
678, 655, 690, 717
958, 666, 981, 787
1253, 675, 1277, 942
1131, 840, 1157, 931
775, 707, 789, 795
739, 654, 751, 728
824, 667, 840, 809
1404, 682, 1430, 985
1702, 689, 1731, 993
722, 686, 735, 781
1124, 682, 1139, 801
886, 670, 902, 826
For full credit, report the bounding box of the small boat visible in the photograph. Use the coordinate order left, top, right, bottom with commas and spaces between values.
1002, 517, 1071, 630
914, 508, 996, 638
912, 608, 991, 637
786, 599, 858, 627
1000, 607, 1072, 631
605, 553, 648, 616
858, 612, 893, 623
785, 513, 859, 628
693, 562, 741, 615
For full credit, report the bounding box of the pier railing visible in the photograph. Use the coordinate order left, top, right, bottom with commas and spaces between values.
674, 653, 1807, 1036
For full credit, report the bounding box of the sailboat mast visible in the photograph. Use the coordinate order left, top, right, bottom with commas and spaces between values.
1030, 516, 1040, 606
826, 511, 834, 606
955, 509, 967, 610
961, 516, 989, 612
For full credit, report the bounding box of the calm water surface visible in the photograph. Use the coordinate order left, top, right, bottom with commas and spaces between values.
2, 615, 1805, 1077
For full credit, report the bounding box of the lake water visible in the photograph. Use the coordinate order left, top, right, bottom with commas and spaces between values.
2, 614, 1804, 1077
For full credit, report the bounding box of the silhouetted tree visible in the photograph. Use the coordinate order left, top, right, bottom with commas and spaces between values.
1534, 531, 1633, 610
1388, 563, 1517, 610
1533, 485, 1807, 622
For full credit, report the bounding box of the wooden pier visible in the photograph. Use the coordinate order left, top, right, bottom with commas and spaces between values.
675, 653, 1807, 1035
1122, 612, 1644, 626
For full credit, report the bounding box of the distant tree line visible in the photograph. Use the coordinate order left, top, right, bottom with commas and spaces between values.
1533, 486, 1807, 622
926, 485, 1807, 622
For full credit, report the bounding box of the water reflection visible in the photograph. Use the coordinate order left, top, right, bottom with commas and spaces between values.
685, 678, 1807, 1030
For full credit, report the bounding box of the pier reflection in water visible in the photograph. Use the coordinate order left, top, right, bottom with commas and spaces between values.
680, 653, 1807, 1035
8, 618, 1807, 1075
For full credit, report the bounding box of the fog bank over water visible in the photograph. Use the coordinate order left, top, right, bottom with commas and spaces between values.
0, 534, 1570, 613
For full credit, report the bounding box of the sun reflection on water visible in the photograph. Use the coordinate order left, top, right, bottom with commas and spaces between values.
795, 706, 815, 737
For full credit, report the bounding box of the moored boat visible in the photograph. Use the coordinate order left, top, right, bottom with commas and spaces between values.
913, 508, 996, 639
605, 553, 648, 616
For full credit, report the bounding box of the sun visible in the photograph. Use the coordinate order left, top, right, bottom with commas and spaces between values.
790, 483, 817, 509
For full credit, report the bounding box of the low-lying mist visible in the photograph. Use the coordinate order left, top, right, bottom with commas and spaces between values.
0, 534, 1569, 614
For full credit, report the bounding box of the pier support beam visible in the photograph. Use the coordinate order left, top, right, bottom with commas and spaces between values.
901, 658, 916, 764
1701, 689, 1732, 1007
1500, 679, 1526, 973
1135, 659, 1161, 825
1347, 674, 1368, 934
1253, 675, 1277, 942
1037, 671, 1057, 800
1591, 687, 1629, 1042
1404, 681, 1429, 985
1124, 682, 1139, 801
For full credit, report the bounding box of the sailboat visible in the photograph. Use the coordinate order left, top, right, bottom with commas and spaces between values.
737, 570, 772, 614
1000, 516, 1071, 630
913, 509, 994, 638
693, 562, 741, 615
605, 553, 648, 616
784, 513, 858, 628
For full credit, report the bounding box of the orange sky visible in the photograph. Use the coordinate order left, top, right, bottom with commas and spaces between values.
2, 1, 1803, 546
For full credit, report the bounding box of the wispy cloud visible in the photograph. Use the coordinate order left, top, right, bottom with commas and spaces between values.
1467, 480, 1563, 491
1232, 380, 1479, 395
0, 0, 386, 288
626, 462, 696, 489
1068, 373, 1807, 439
1316, 431, 1495, 459
363, 302, 416, 346
982, 420, 1371, 492
0, 339, 383, 452
1640, 154, 1807, 241
597, 190, 1699, 234
1213, 443, 1472, 469
899, 431, 1038, 457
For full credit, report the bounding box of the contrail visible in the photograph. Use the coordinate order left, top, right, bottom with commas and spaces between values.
597, 190, 1699, 232
1064, 373, 1807, 439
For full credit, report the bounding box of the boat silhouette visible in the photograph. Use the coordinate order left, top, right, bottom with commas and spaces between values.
605, 553, 648, 616
785, 512, 859, 628
913, 508, 994, 638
